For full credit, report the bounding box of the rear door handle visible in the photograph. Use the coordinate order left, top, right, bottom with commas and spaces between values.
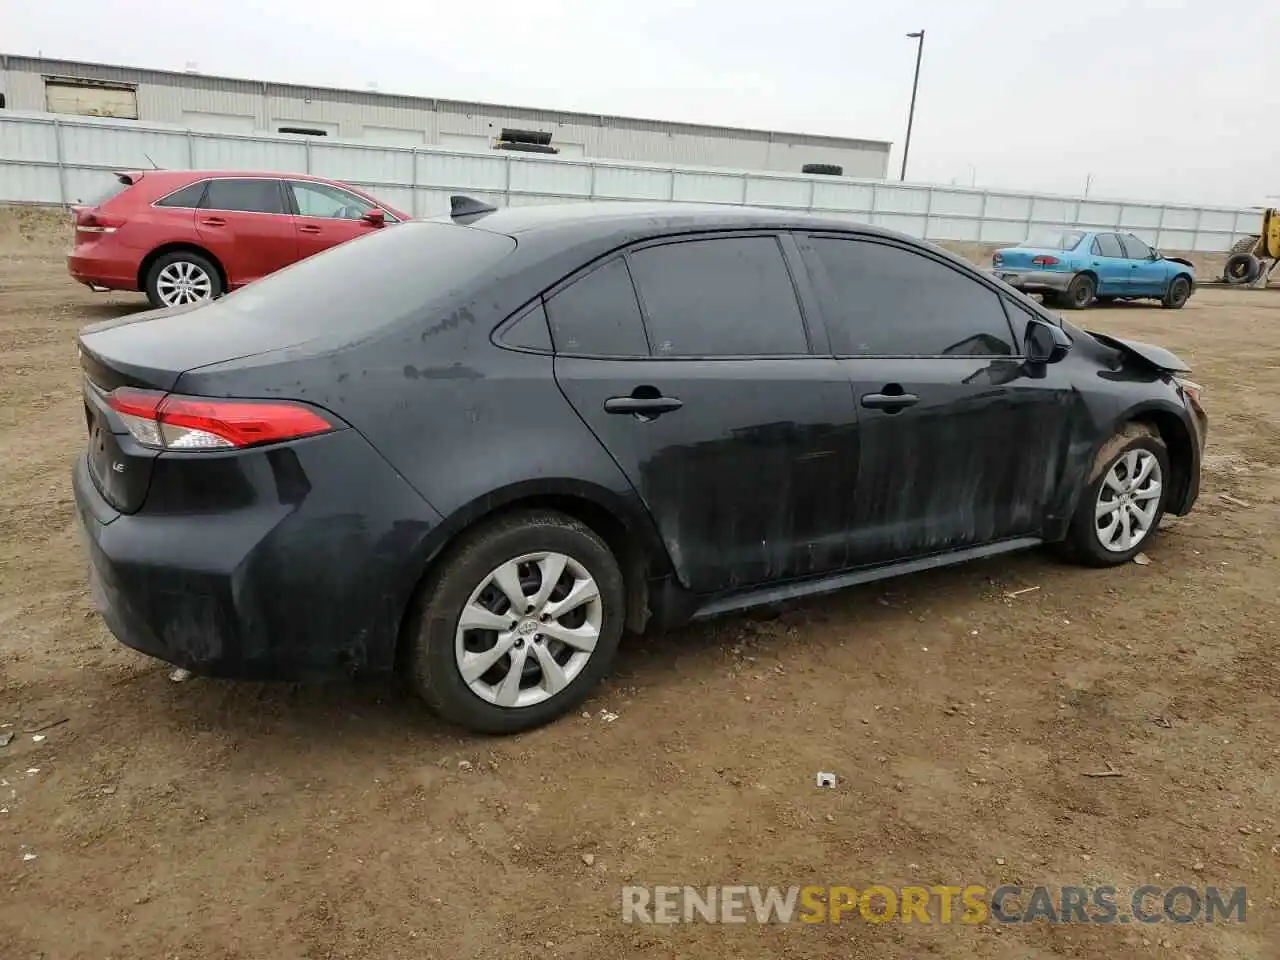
604, 395, 683, 417
299, 225, 322, 234
199, 216, 226, 227
861, 391, 919, 412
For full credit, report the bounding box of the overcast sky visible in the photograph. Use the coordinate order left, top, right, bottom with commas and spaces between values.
7, 0, 1277, 206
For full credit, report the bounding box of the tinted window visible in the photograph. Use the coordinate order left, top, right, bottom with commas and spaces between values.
545, 258, 649, 357
627, 237, 808, 357
155, 181, 207, 208
810, 238, 1014, 357
1093, 233, 1124, 257
219, 222, 516, 338
1122, 234, 1153, 259
500, 301, 553, 352
289, 181, 376, 220
202, 178, 285, 214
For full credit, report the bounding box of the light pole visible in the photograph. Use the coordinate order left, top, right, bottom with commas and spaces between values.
900, 29, 925, 181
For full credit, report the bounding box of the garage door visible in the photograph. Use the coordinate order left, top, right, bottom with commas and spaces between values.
45, 81, 138, 119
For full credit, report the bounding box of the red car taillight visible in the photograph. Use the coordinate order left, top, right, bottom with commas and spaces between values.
73, 209, 124, 236
1032, 255, 1060, 267
108, 388, 335, 450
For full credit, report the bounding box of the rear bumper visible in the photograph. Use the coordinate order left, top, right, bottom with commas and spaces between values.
72, 430, 443, 680
992, 268, 1075, 293
67, 251, 139, 292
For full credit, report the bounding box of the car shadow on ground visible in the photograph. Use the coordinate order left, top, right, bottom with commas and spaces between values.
76, 301, 151, 320
120, 545, 1078, 749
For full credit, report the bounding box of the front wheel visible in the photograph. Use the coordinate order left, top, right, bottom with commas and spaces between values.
1062, 424, 1169, 566
1162, 275, 1192, 309
1060, 273, 1096, 309
405, 511, 625, 734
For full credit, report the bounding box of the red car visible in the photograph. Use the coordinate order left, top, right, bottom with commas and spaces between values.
68, 170, 410, 307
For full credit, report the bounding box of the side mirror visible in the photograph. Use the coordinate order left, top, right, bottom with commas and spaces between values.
362, 208, 386, 227
1149, 249, 1161, 261
1025, 318, 1072, 364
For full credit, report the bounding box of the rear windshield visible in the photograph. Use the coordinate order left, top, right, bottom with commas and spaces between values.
1028, 230, 1085, 251
78, 175, 134, 207
218, 221, 516, 337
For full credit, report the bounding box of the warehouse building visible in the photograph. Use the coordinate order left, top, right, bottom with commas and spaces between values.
0, 54, 892, 178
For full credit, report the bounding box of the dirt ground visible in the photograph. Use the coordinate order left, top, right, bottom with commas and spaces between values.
1, 206, 1278, 959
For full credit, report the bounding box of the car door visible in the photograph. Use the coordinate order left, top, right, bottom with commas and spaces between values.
1120, 233, 1164, 295
285, 180, 388, 261
799, 233, 1076, 567
1088, 233, 1130, 295
550, 234, 861, 595
194, 178, 297, 287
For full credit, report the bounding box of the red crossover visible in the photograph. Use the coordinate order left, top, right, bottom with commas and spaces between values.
67, 170, 410, 307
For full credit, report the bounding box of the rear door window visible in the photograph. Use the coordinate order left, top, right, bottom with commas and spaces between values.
1093, 233, 1125, 258
808, 236, 1014, 357
155, 181, 208, 208
626, 236, 809, 357
545, 257, 650, 357
202, 178, 286, 214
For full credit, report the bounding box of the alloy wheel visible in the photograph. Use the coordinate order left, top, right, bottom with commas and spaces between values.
155, 260, 214, 306
454, 551, 602, 708
1094, 449, 1162, 552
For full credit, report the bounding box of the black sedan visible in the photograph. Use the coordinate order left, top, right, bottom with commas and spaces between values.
73, 200, 1208, 733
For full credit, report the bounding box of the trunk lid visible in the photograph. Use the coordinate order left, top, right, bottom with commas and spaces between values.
993, 246, 1070, 270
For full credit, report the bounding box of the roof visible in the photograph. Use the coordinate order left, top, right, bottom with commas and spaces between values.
0, 53, 892, 153
450, 200, 902, 247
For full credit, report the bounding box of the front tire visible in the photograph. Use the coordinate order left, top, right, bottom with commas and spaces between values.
1062, 424, 1170, 567
1060, 273, 1096, 309
1162, 275, 1192, 309
144, 251, 222, 308
405, 510, 625, 734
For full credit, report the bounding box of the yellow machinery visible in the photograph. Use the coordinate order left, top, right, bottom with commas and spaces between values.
1224, 208, 1280, 287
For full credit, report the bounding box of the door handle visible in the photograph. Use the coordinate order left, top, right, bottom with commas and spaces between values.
299, 225, 322, 234
604, 393, 683, 418
861, 390, 920, 412
199, 216, 226, 227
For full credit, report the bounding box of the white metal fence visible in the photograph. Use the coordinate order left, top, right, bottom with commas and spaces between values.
0, 111, 1260, 252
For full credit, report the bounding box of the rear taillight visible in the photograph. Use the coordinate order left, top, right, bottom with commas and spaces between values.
74, 210, 124, 235
1032, 255, 1060, 267
108, 388, 335, 450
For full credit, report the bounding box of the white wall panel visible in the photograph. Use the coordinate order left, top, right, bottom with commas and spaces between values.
508, 159, 591, 197
744, 177, 808, 208
190, 134, 306, 171
984, 195, 1032, 221
672, 172, 742, 204
0, 114, 1257, 252
1199, 210, 1236, 232
875, 186, 929, 214
811, 180, 873, 212
593, 166, 671, 200
928, 190, 982, 217
1120, 205, 1162, 228
926, 216, 980, 241
418, 151, 505, 191
310, 143, 413, 184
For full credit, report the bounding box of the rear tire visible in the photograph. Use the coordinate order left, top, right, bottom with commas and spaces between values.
1061, 273, 1096, 309
1061, 424, 1170, 567
405, 510, 625, 734
1162, 275, 1192, 309
144, 251, 222, 308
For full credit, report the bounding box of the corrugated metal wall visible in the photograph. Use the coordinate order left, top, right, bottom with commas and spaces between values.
0, 57, 891, 176
0, 111, 1260, 253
